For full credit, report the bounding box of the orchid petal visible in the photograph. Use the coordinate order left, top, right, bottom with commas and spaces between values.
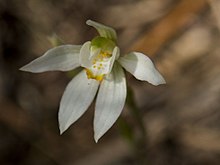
59, 70, 99, 134
20, 45, 81, 73
94, 63, 126, 142
86, 20, 117, 41
107, 46, 119, 74
118, 52, 166, 85
79, 41, 92, 68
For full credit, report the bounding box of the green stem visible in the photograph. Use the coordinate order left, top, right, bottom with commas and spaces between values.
127, 86, 148, 165
126, 87, 147, 140
118, 86, 148, 164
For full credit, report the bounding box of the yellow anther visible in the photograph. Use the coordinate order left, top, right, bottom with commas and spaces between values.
96, 75, 104, 81
85, 69, 93, 79
103, 52, 111, 58
98, 51, 112, 60
85, 69, 104, 82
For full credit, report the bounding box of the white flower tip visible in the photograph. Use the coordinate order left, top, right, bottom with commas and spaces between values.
59, 129, 64, 135
94, 138, 99, 143
59, 123, 64, 135
59, 126, 65, 135
59, 121, 68, 135
19, 61, 46, 73
86, 19, 93, 26
85, 19, 117, 41
94, 132, 102, 143
86, 20, 100, 27
160, 77, 166, 85
19, 64, 35, 73
153, 75, 166, 86
58, 115, 69, 135
19, 66, 27, 71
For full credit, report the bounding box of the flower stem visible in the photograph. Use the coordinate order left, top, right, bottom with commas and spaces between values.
118, 86, 148, 164
126, 86, 147, 140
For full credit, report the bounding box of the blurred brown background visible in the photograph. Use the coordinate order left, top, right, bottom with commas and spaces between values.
1, 0, 220, 164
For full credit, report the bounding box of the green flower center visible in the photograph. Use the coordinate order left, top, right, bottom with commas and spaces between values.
85, 37, 116, 81
91, 36, 116, 54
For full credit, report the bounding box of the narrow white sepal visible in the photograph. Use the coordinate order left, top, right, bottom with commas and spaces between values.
118, 52, 166, 86
20, 45, 81, 73
86, 20, 117, 41
59, 70, 99, 134
94, 63, 126, 142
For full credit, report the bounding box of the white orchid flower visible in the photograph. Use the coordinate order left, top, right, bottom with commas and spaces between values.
20, 20, 166, 142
